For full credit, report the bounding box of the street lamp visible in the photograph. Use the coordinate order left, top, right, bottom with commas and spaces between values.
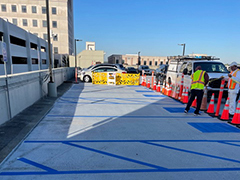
46, 0, 57, 97
137, 51, 141, 69
75, 39, 82, 83
178, 43, 186, 56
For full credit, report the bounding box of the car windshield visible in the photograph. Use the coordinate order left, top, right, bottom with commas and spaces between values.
87, 65, 93, 69
194, 62, 228, 73
142, 66, 149, 69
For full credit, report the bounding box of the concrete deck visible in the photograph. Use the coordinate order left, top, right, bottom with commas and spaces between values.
1, 83, 240, 180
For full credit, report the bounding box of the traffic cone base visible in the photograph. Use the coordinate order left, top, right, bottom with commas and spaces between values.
207, 93, 215, 114
219, 97, 230, 121
230, 100, 240, 125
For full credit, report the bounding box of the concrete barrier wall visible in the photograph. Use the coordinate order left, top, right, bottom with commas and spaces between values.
0, 67, 74, 125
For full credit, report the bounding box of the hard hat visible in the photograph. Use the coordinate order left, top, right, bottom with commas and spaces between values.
229, 62, 238, 67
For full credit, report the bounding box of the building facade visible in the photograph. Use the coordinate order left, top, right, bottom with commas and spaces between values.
0, 0, 74, 55
72, 42, 104, 68
108, 54, 168, 67
0, 17, 49, 75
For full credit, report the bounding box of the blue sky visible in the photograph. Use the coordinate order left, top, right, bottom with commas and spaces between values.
73, 0, 240, 64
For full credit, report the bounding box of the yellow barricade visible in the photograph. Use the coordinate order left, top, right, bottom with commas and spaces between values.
92, 72, 108, 85
92, 72, 140, 85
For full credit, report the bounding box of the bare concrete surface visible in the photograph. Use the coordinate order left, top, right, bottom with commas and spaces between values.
0, 80, 75, 163
1, 83, 240, 180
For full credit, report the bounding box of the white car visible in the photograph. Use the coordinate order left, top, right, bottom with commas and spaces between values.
79, 66, 127, 82
166, 56, 229, 98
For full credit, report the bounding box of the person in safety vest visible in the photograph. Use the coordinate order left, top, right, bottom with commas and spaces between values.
223, 62, 240, 117
184, 66, 209, 115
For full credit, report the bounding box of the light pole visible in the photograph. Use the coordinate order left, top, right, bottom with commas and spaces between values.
75, 39, 82, 83
137, 51, 141, 69
178, 43, 186, 56
46, 0, 57, 97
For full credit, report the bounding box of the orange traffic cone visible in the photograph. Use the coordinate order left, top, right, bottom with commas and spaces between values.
141, 76, 145, 86
162, 81, 166, 94
168, 84, 172, 96
207, 93, 215, 114
220, 97, 230, 121
181, 87, 186, 102
175, 86, 179, 99
157, 81, 161, 92
230, 100, 240, 125
192, 97, 197, 107
153, 79, 156, 90
147, 79, 150, 88
182, 87, 189, 104
171, 84, 176, 98
200, 88, 208, 111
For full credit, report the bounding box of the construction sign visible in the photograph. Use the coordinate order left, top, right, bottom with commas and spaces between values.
92, 72, 140, 86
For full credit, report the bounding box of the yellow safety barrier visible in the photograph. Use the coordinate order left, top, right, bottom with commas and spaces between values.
92, 72, 108, 84
92, 72, 140, 85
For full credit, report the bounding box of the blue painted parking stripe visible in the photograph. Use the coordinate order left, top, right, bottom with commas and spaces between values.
18, 158, 58, 172
24, 140, 240, 144
143, 94, 166, 97
2, 167, 240, 176
46, 115, 210, 118
63, 142, 167, 170
141, 141, 240, 164
135, 90, 155, 92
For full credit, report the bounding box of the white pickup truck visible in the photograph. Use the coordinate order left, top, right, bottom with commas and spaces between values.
166, 56, 229, 99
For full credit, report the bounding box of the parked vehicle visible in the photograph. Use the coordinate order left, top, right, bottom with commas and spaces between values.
126, 67, 138, 74
78, 63, 126, 79
138, 65, 154, 75
166, 56, 229, 98
79, 65, 127, 82
155, 64, 168, 84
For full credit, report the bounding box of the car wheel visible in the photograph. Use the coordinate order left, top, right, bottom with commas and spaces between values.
83, 75, 91, 83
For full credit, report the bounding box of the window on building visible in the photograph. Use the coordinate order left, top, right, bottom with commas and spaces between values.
43, 34, 48, 40
42, 7, 46, 14
53, 34, 58, 41
52, 21, 57, 28
1, 4, 6, 12
22, 19, 28, 26
155, 61, 158, 66
12, 56, 27, 64
42, 20, 47, 27
144, 61, 147, 65
22, 5, 27, 13
42, 59, 47, 64
149, 61, 152, 66
52, 7, 57, 14
54, 47, 58, 54
10, 36, 26, 47
116, 59, 119, 64
12, 5, 17, 12
12, 19, 18, 26
32, 58, 38, 64
0, 55, 3, 64
32, 20, 38, 27
32, 6, 37, 13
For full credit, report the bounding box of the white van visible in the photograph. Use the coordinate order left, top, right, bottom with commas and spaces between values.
166, 56, 229, 98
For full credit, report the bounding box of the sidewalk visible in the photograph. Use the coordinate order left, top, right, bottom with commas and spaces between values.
1, 83, 240, 180
0, 80, 75, 163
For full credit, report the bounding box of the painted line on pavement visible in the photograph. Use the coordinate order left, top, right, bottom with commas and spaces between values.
141, 141, 240, 164
18, 158, 58, 173
63, 142, 167, 170
46, 115, 210, 119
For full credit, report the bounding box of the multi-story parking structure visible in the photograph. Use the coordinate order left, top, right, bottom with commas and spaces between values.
0, 17, 49, 75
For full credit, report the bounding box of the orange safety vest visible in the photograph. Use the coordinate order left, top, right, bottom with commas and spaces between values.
228, 69, 240, 89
